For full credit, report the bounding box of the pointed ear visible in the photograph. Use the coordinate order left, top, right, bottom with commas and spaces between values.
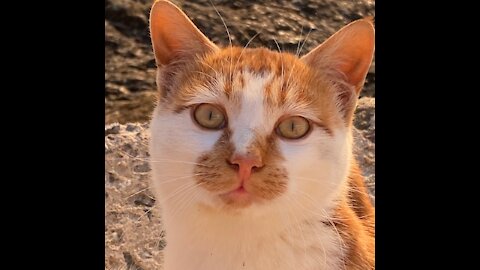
149, 0, 218, 66
301, 19, 375, 93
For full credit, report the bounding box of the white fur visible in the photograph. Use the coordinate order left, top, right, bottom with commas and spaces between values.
230, 72, 269, 155
149, 71, 352, 270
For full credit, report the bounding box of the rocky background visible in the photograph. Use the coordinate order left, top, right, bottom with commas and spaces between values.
105, 0, 375, 269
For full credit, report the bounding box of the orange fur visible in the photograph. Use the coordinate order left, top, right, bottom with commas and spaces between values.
331, 162, 375, 269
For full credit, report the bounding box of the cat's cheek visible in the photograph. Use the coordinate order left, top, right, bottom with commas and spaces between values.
150, 111, 223, 154
149, 111, 229, 207
276, 130, 349, 207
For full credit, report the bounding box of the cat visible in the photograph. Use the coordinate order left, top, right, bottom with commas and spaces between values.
148, 1, 375, 269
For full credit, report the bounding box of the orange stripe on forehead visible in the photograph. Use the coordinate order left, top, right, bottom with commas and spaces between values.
161, 45, 344, 133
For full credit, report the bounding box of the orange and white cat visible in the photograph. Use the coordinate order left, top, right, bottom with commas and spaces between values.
148, 1, 374, 269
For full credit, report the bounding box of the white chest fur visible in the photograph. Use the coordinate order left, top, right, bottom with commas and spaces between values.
160, 205, 344, 270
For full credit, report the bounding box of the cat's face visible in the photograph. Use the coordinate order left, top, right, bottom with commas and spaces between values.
148, 1, 374, 214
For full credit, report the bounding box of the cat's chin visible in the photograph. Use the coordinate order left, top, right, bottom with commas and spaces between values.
218, 186, 259, 208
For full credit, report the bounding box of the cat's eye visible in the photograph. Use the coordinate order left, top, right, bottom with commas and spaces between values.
193, 104, 226, 130
276, 116, 310, 140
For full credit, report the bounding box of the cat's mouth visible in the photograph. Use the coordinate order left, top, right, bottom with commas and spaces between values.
219, 184, 257, 208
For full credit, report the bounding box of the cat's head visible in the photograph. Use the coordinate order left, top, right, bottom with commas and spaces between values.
148, 1, 374, 214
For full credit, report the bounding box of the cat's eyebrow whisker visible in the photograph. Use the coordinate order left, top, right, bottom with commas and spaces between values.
272, 38, 285, 88
208, 0, 233, 81
296, 24, 304, 57
296, 27, 313, 58
283, 27, 313, 90
233, 31, 261, 75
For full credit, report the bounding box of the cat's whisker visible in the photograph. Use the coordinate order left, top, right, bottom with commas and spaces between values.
193, 71, 218, 81
294, 175, 339, 189
346, 186, 375, 197
284, 196, 309, 262
148, 159, 212, 168
233, 31, 261, 75
287, 196, 329, 267
296, 28, 313, 58
272, 38, 285, 88
321, 209, 348, 270
148, 173, 207, 187
107, 141, 216, 167
283, 28, 313, 90
320, 208, 347, 248
296, 25, 304, 57
134, 204, 157, 224
289, 189, 351, 223
274, 204, 298, 269
166, 187, 192, 219
158, 181, 201, 206
208, 0, 233, 81
107, 155, 213, 168
124, 186, 152, 199
168, 184, 203, 221
202, 62, 220, 76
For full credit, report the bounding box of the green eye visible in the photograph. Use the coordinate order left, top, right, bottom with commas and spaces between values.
276, 116, 310, 139
193, 104, 226, 129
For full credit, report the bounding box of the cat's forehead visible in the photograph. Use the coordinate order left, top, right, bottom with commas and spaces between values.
204, 47, 295, 77
202, 48, 335, 117
167, 46, 340, 129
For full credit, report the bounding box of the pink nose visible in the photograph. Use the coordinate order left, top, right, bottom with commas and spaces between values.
227, 154, 264, 183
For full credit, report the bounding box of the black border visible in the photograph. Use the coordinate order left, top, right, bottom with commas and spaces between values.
6, 1, 105, 268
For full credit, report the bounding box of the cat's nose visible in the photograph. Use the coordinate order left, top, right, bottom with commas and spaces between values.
227, 154, 264, 182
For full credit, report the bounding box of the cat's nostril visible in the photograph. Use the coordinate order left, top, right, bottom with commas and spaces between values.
251, 164, 265, 172
227, 156, 264, 173
226, 159, 240, 171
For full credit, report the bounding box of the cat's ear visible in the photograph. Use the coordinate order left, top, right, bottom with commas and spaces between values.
301, 19, 374, 124
301, 19, 374, 93
149, 0, 218, 66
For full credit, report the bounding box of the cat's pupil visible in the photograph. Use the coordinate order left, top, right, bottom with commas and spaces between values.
291, 121, 295, 132
208, 111, 212, 121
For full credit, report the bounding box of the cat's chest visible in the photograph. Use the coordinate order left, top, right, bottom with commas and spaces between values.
163, 219, 344, 270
